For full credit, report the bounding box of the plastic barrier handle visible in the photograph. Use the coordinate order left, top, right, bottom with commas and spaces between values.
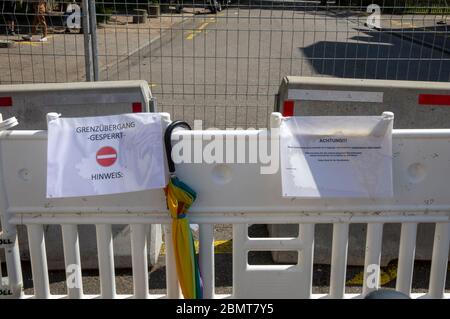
164, 120, 192, 174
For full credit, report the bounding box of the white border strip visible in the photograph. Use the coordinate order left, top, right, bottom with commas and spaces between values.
288, 89, 384, 103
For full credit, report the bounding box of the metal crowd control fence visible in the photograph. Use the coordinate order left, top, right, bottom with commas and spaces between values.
0, 112, 449, 299
0, 80, 155, 130
1, 1, 450, 128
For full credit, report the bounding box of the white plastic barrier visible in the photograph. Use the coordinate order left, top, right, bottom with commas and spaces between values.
0, 113, 449, 299
0, 80, 161, 271
275, 76, 450, 266
0, 81, 155, 130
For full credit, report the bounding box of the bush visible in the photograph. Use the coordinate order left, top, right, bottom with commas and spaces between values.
96, 6, 113, 24
96, 0, 160, 13
334, 1, 407, 8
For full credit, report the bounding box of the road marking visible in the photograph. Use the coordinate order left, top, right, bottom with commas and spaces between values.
185, 18, 215, 40
347, 261, 450, 286
16, 35, 53, 46
149, 83, 158, 88
160, 239, 232, 255
391, 20, 416, 28
16, 41, 44, 46
346, 262, 398, 286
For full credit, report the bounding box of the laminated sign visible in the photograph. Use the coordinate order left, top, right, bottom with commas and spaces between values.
280, 113, 394, 198
47, 113, 166, 198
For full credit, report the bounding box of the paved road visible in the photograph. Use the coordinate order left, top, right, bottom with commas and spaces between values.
0, 13, 189, 84
1, 6, 448, 128
103, 7, 450, 128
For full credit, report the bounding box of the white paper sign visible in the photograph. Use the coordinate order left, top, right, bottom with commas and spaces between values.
280, 114, 394, 198
47, 113, 166, 198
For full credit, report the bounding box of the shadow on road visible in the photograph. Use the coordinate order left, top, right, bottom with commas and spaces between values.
381, 24, 450, 54
301, 28, 450, 81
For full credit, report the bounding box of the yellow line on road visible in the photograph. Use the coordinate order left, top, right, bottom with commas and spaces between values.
17, 41, 45, 46
185, 18, 215, 40
160, 239, 232, 255
347, 261, 450, 286
390, 20, 416, 28
347, 262, 398, 286
16, 35, 53, 46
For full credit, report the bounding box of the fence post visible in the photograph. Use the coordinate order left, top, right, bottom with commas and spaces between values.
0, 197, 23, 298
82, 0, 93, 81
0, 127, 22, 296
88, 0, 100, 81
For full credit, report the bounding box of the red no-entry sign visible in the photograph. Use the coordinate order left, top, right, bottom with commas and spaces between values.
96, 146, 117, 167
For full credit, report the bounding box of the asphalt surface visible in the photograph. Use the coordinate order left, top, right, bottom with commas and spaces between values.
1, 6, 449, 128
0, 12, 190, 84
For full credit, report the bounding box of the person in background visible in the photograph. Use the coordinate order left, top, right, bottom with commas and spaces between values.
1, 1, 18, 36
22, 0, 47, 41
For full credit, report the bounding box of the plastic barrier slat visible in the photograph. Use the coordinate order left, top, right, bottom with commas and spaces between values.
396, 223, 418, 296
362, 223, 383, 296
0, 262, 3, 286
130, 224, 149, 299
199, 224, 215, 299
329, 223, 349, 299
27, 224, 51, 299
61, 225, 83, 299
298, 224, 314, 299
95, 224, 116, 299
429, 223, 450, 299
164, 225, 181, 299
